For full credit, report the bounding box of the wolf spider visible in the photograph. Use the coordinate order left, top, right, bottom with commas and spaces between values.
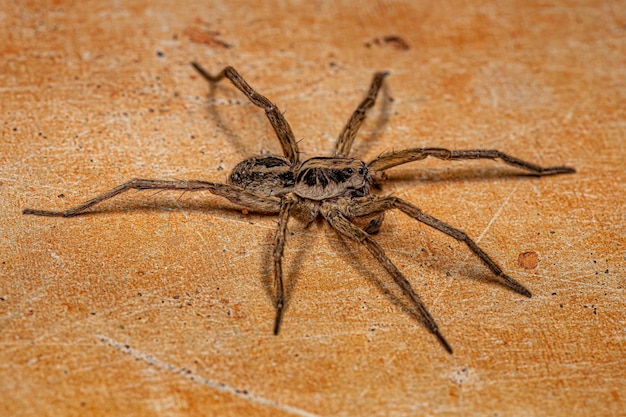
24, 63, 575, 353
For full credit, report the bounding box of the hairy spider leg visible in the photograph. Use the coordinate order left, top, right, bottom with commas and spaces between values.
368, 147, 576, 181
192, 62, 300, 165
23, 179, 282, 217
321, 203, 454, 353
345, 196, 532, 298
334, 71, 389, 158
272, 198, 294, 334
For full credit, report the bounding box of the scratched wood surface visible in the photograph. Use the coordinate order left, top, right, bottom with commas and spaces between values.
1, 1, 624, 416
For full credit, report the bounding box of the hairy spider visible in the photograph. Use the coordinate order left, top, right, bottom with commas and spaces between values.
24, 63, 575, 353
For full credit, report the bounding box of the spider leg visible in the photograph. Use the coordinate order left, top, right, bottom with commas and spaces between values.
23, 179, 282, 217
321, 203, 453, 354
334, 71, 389, 158
368, 147, 575, 181
272, 198, 294, 335
345, 196, 532, 298
191, 62, 300, 165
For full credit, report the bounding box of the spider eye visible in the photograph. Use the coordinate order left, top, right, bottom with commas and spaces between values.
358, 167, 365, 175
346, 168, 354, 174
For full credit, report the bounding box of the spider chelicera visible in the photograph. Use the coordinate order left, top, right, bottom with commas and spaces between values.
24, 63, 575, 353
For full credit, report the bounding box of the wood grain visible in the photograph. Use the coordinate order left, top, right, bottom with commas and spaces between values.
2, 1, 624, 416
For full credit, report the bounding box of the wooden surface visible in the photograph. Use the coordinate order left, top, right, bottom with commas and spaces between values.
2, 1, 625, 416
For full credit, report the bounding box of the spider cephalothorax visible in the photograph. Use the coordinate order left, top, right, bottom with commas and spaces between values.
229, 155, 370, 201
24, 63, 575, 353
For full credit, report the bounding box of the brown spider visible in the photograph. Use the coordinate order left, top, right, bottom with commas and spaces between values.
24, 63, 575, 353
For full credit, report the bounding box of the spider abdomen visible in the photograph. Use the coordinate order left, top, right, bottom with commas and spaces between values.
294, 157, 370, 200
229, 155, 295, 196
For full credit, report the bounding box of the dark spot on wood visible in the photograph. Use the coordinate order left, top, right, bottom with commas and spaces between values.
364, 35, 410, 51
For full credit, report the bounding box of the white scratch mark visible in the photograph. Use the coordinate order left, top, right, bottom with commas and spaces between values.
432, 184, 518, 307
96, 334, 320, 417
172, 197, 210, 252
475, 183, 518, 243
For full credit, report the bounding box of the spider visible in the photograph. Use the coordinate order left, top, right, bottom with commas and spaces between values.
24, 63, 575, 353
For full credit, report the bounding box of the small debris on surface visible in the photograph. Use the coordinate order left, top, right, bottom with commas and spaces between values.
185, 19, 232, 49
365, 35, 410, 51
518, 251, 539, 269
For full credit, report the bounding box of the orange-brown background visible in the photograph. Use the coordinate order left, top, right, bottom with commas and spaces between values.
1, 1, 624, 416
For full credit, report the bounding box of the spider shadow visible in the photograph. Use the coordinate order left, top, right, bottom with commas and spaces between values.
54, 195, 265, 219
383, 165, 553, 187
54, 195, 302, 297
321, 217, 527, 336
198, 81, 264, 159
199, 68, 394, 162
321, 224, 434, 330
